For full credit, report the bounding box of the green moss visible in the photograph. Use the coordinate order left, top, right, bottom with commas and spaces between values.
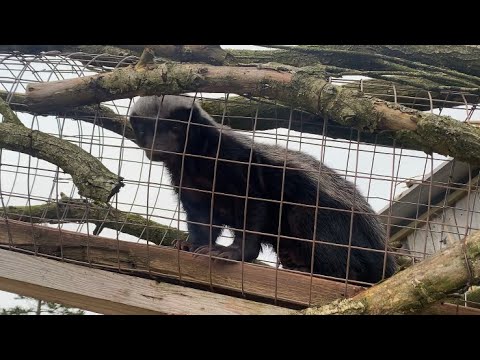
302, 298, 367, 315
394, 130, 432, 153
5, 197, 188, 246
0, 98, 23, 125
416, 114, 480, 165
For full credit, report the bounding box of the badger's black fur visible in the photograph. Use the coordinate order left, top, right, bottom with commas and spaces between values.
129, 95, 397, 283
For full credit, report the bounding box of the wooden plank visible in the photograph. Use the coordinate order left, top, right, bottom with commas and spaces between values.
0, 248, 291, 315
1, 221, 477, 315
0, 219, 364, 307
387, 182, 472, 246
379, 160, 479, 239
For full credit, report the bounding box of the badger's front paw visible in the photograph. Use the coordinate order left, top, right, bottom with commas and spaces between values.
193, 244, 242, 262
172, 239, 195, 252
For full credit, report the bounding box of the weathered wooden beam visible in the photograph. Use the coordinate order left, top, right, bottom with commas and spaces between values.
0, 248, 291, 315
1, 220, 478, 314
420, 302, 480, 315
388, 175, 480, 248
0, 219, 364, 306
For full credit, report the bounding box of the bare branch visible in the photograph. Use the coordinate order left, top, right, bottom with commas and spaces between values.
0, 122, 123, 202
4, 194, 187, 246
135, 48, 156, 69
0, 90, 136, 140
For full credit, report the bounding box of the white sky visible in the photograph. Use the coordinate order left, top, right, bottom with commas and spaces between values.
1, 45, 478, 314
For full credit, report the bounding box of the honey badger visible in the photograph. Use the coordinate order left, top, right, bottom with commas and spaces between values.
129, 95, 396, 283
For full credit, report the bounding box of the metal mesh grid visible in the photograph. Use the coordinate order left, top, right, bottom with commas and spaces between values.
1, 51, 479, 310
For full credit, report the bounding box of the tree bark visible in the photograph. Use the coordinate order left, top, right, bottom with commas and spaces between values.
0, 122, 123, 202
3, 194, 187, 246
3, 89, 401, 149
0, 90, 136, 140
24, 62, 480, 166
0, 98, 23, 125
302, 230, 480, 315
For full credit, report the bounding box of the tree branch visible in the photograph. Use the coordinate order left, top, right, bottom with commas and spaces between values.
3, 194, 187, 246
0, 98, 23, 125
0, 122, 123, 202
24, 62, 480, 166
0, 90, 136, 140
301, 230, 480, 314
357, 45, 480, 79
234, 46, 480, 96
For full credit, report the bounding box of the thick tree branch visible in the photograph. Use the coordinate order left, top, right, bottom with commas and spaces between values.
24, 62, 480, 166
233, 52, 477, 110
301, 230, 480, 315
0, 90, 136, 140
0, 122, 123, 202
3, 194, 187, 246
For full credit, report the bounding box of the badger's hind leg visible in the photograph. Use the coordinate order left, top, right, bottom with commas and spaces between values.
278, 240, 312, 272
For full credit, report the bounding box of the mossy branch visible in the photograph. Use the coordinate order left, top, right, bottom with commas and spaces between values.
24, 62, 480, 166
301, 230, 480, 315
0, 122, 123, 202
3, 194, 187, 246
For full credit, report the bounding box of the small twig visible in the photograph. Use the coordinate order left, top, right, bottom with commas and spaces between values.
0, 98, 23, 126
135, 48, 156, 70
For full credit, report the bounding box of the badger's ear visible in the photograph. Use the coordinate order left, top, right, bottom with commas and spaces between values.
185, 106, 213, 152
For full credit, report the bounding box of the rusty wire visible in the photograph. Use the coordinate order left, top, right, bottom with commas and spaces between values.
0, 51, 479, 310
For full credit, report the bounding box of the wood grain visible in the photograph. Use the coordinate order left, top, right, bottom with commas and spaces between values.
0, 219, 364, 307
0, 248, 291, 315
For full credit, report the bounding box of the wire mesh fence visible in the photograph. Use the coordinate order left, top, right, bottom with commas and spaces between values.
1, 50, 479, 310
